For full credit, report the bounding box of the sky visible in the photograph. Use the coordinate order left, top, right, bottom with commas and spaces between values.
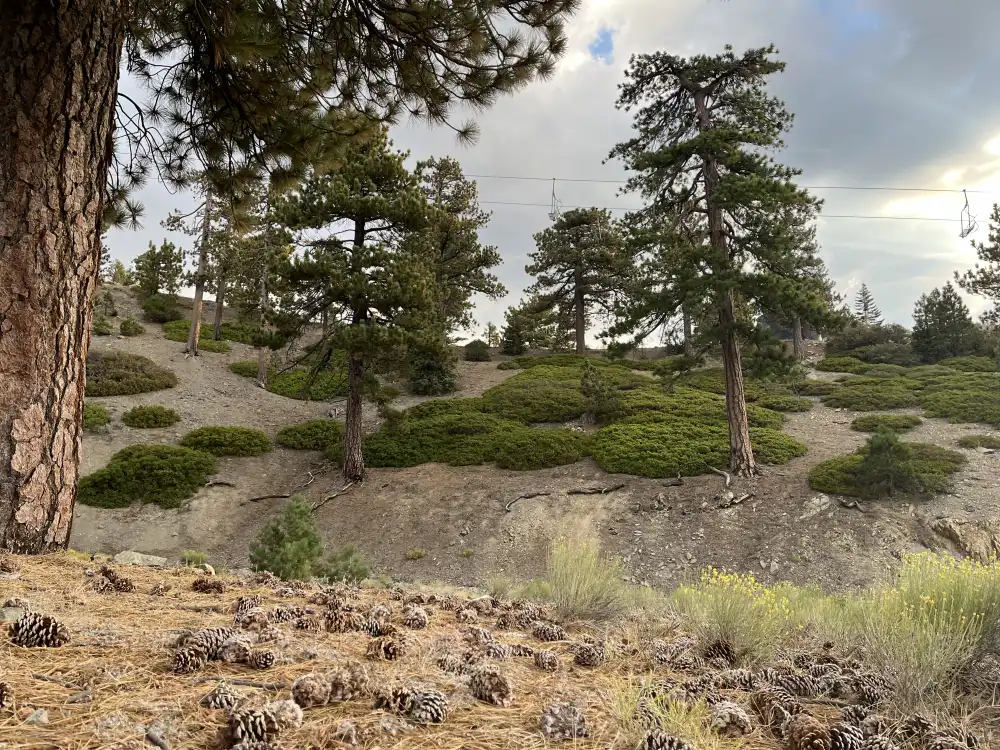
106, 0, 1000, 344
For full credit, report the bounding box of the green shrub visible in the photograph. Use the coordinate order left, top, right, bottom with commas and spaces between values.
481, 373, 586, 423
83, 403, 110, 430
181, 550, 208, 567
405, 548, 427, 560
141, 293, 183, 323
957, 434, 1000, 449
180, 426, 273, 456
808, 437, 965, 498
122, 405, 180, 428
229, 360, 349, 400
276, 420, 343, 451
918, 389, 1000, 426
93, 315, 113, 336
493, 427, 590, 470
787, 380, 839, 396
162, 319, 231, 353
405, 397, 485, 421
918, 372, 1000, 393
365, 412, 523, 468
906, 364, 959, 379
464, 339, 492, 362
860, 341, 919, 366
616, 386, 784, 430
119, 317, 145, 336
820, 378, 920, 411
78, 444, 217, 509
249, 496, 368, 582
217, 321, 262, 345
825, 324, 911, 357
860, 363, 908, 378
938, 355, 997, 372
592, 421, 806, 478
815, 356, 869, 374
545, 537, 632, 621
85, 352, 178, 397
756, 395, 812, 412
229, 360, 260, 378
673, 367, 768, 401
581, 360, 624, 423
407, 337, 458, 396
850, 414, 923, 432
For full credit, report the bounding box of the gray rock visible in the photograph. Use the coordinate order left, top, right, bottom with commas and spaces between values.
26, 709, 48, 725
113, 550, 168, 567
799, 494, 832, 520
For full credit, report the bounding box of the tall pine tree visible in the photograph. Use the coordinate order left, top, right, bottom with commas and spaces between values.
853, 283, 883, 325
526, 208, 627, 353
0, 0, 579, 552
606, 45, 831, 476
956, 203, 1000, 320
912, 282, 978, 363
272, 128, 434, 482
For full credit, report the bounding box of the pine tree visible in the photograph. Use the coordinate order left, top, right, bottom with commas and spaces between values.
483, 323, 501, 348
411, 157, 506, 332
854, 283, 883, 326
132, 240, 184, 298
526, 208, 627, 353
1, 1, 580, 552
606, 45, 831, 476
956, 203, 1000, 312
911, 282, 978, 363
271, 128, 434, 482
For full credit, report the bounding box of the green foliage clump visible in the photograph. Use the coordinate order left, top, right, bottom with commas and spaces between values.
912, 282, 979, 364
180, 426, 273, 456
365, 412, 522, 468
122, 405, 180, 428
493, 427, 589, 470
545, 538, 633, 622
141, 293, 183, 323
499, 353, 665, 372
615, 386, 785, 431
808, 434, 965, 498
919, 389, 1000, 426
83, 403, 110, 430
820, 378, 920, 411
851, 414, 923, 433
276, 420, 343, 451
937, 355, 997, 373
405, 397, 485, 421
788, 380, 839, 396
815, 356, 868, 374
756, 395, 812, 412
906, 364, 959, 379
229, 360, 349, 400
464, 339, 491, 362
481, 371, 586, 423
580, 360, 623, 423
860, 364, 908, 378
825, 323, 910, 357
85, 352, 178, 397
591, 421, 806, 478
249, 496, 369, 583
406, 338, 458, 396
957, 434, 1000, 449
93, 315, 113, 336
672, 367, 768, 401
119, 317, 145, 337
162, 319, 231, 353
181, 550, 207, 566
229, 361, 259, 378
78, 444, 217, 509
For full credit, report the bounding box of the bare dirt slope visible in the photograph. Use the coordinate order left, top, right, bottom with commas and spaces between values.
74, 289, 1000, 592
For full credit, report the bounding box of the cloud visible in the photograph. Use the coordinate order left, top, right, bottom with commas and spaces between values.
105, 0, 1000, 342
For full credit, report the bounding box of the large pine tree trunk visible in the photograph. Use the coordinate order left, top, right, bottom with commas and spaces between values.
0, 1, 123, 552
187, 189, 213, 354
682, 306, 693, 356
720, 292, 758, 476
256, 223, 270, 385
573, 269, 586, 354
212, 270, 226, 340
792, 316, 804, 360
343, 351, 365, 482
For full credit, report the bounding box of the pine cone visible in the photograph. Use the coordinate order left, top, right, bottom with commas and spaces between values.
485, 642, 514, 660
230, 743, 279, 750
638, 731, 698, 750
2, 596, 29, 609
540, 702, 588, 741
268, 605, 306, 623
9, 612, 70, 647
368, 603, 392, 621
831, 722, 864, 750
247, 649, 276, 670
573, 642, 606, 667
327, 660, 369, 701
469, 664, 514, 707
860, 735, 897, 750
709, 700, 753, 737
365, 635, 403, 661
98, 565, 135, 592
702, 638, 737, 665
218, 637, 253, 665
0, 556, 19, 573
774, 673, 826, 699
714, 668, 758, 690
495, 612, 515, 629
237, 608, 271, 630
461, 625, 494, 645
839, 705, 869, 725
750, 685, 803, 730
178, 627, 238, 659
325, 609, 365, 633
455, 607, 478, 623
294, 616, 322, 631
232, 595, 262, 618
171, 645, 209, 674
534, 650, 559, 671
291, 673, 332, 708
200, 681, 244, 710
402, 605, 429, 629
149, 583, 170, 596
229, 707, 277, 743
783, 713, 832, 750
192, 577, 226, 594
531, 620, 567, 642
0, 682, 12, 710
923, 732, 971, 750
374, 685, 416, 714
438, 650, 479, 675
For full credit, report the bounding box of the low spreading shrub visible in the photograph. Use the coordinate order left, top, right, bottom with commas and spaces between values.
850, 413, 922, 432
814, 356, 868, 374
141, 293, 183, 323
85, 352, 178, 397
860, 364, 908, 378
464, 339, 491, 362
906, 364, 959, 379
407, 338, 458, 396
787, 380, 839, 396
938, 355, 997, 372
229, 360, 349, 400
808, 434, 965, 498
918, 389, 1000, 426
493, 427, 590, 470
481, 372, 586, 423
365, 412, 523, 468
956, 434, 1000, 449
673, 367, 768, 401
122, 405, 180, 428
616, 386, 785, 430
592, 421, 806, 478
180, 426, 273, 457
119, 317, 145, 337
756, 395, 812, 412
820, 378, 920, 411
162, 319, 231, 353
93, 315, 113, 336
276, 419, 343, 451
83, 403, 110, 430
77, 444, 217, 509
405, 397, 484, 421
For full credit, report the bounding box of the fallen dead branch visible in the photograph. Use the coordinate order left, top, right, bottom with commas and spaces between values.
566, 483, 626, 496
188, 676, 287, 690
662, 475, 683, 487
504, 491, 550, 512
145, 730, 170, 750
66, 687, 92, 704
32, 673, 83, 690
838, 498, 866, 512
204, 479, 236, 488
706, 465, 731, 487
244, 493, 292, 504
311, 481, 355, 512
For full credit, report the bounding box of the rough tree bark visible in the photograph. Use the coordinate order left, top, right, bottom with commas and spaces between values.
0, 1, 124, 552
792, 316, 804, 360
573, 267, 586, 354
342, 220, 368, 482
694, 88, 757, 476
187, 188, 213, 354
682, 306, 693, 356
212, 270, 226, 340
